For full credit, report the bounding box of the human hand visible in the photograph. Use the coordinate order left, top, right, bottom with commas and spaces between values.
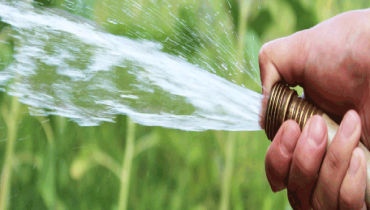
265, 112, 366, 209
259, 10, 370, 210
259, 9, 370, 147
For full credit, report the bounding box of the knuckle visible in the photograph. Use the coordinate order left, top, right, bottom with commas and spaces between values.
339, 192, 364, 210
265, 152, 277, 183
258, 43, 271, 65
295, 154, 316, 178
295, 30, 309, 49
325, 147, 342, 172
339, 184, 365, 210
292, 30, 311, 69
265, 155, 282, 180
265, 171, 275, 191
288, 189, 301, 210
311, 192, 324, 210
265, 143, 284, 174
295, 30, 311, 53
265, 163, 283, 193
265, 146, 290, 192
265, 146, 274, 168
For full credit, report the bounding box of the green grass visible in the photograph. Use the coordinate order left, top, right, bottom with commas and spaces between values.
1, 0, 369, 209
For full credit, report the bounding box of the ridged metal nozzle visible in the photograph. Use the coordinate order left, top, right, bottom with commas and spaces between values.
265, 83, 324, 141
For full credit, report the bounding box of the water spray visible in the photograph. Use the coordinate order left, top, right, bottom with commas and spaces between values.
265, 82, 370, 203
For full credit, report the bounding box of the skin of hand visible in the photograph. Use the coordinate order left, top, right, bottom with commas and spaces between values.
259, 9, 370, 210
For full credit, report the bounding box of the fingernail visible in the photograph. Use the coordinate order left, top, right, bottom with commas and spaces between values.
339, 111, 358, 139
308, 116, 326, 146
349, 148, 361, 176
280, 125, 299, 156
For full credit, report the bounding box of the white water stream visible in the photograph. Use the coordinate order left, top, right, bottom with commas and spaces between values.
0, 1, 263, 131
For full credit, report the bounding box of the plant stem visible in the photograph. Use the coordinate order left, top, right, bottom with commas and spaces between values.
219, 132, 237, 210
220, 0, 252, 210
92, 149, 121, 178
0, 96, 20, 210
118, 117, 136, 210
235, 0, 251, 85
37, 116, 56, 210
219, 1, 251, 210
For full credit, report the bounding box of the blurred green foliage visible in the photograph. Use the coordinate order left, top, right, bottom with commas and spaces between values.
0, 0, 369, 210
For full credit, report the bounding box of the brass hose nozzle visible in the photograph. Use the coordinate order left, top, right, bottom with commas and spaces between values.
264, 82, 323, 141
264, 82, 370, 204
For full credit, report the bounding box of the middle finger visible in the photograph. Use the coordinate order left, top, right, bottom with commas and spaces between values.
287, 115, 328, 210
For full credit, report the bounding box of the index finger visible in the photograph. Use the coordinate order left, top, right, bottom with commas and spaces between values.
259, 30, 311, 128
259, 30, 311, 94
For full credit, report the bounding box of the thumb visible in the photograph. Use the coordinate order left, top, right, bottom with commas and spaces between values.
259, 30, 311, 95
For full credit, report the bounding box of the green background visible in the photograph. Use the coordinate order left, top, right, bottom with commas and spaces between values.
0, 0, 369, 209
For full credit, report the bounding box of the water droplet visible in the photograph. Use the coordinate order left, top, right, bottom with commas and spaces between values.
107, 19, 117, 25
179, 55, 187, 60
221, 63, 228, 71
